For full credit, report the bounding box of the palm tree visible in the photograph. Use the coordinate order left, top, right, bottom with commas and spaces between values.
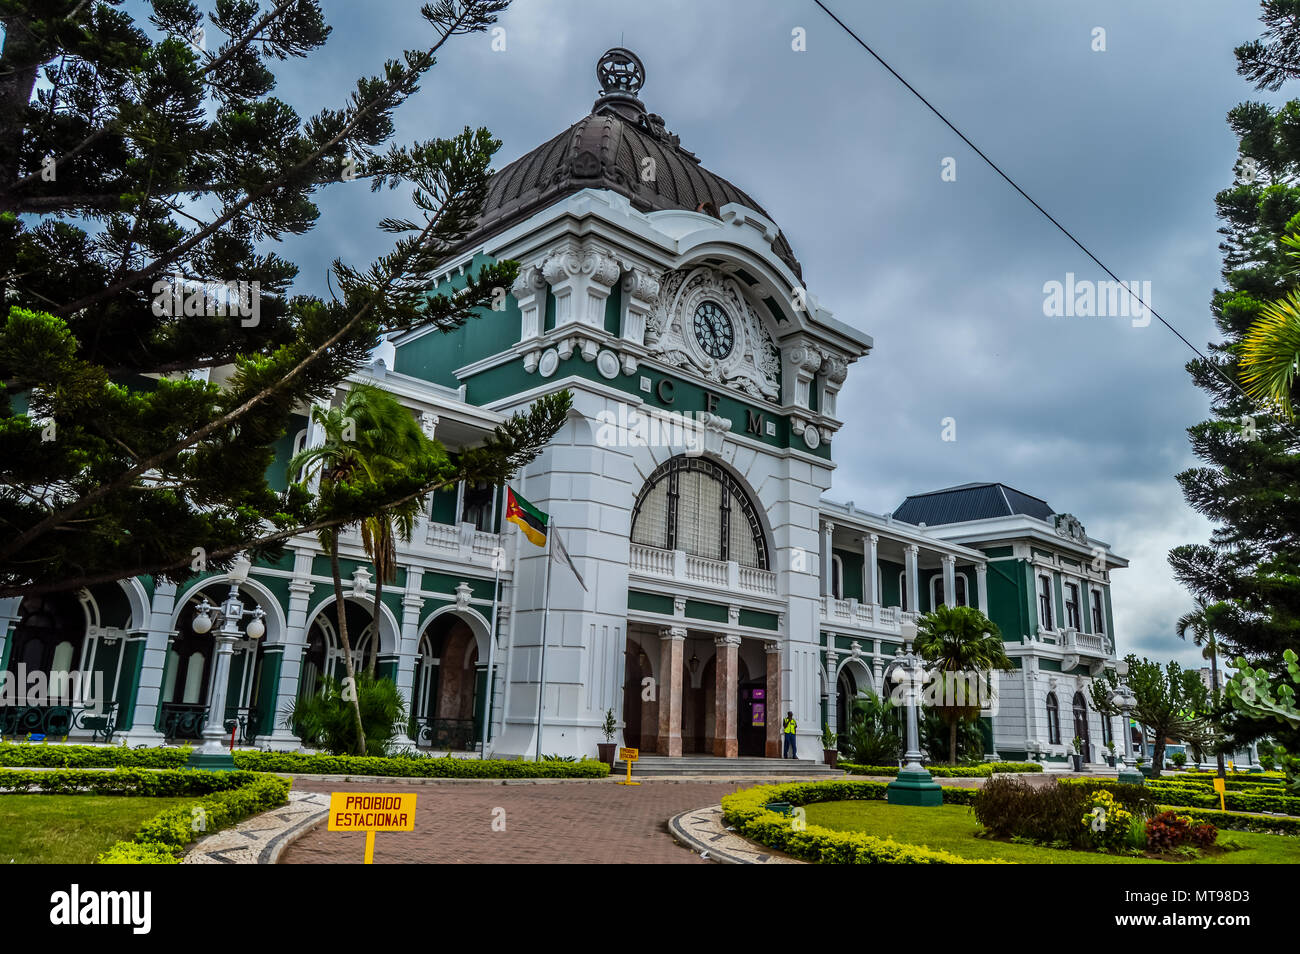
289, 383, 430, 753
1240, 231, 1300, 420
1176, 598, 1226, 778
1240, 289, 1300, 420
914, 605, 1014, 765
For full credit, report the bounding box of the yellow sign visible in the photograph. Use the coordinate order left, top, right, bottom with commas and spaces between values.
1212, 776, 1226, 811
328, 792, 417, 863
617, 747, 640, 786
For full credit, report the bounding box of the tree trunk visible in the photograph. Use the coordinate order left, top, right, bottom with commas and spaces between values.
948, 718, 958, 766
330, 542, 367, 755
368, 573, 383, 679
1151, 735, 1167, 779
1210, 643, 1226, 779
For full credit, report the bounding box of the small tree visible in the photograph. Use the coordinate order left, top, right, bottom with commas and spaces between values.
841, 693, 902, 765
914, 605, 1013, 765
1092, 655, 1211, 778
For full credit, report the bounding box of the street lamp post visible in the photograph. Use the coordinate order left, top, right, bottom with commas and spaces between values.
1109, 681, 1144, 785
885, 620, 943, 807
186, 562, 266, 772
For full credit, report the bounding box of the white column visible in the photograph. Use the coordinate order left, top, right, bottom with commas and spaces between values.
904, 544, 919, 616
125, 581, 179, 744
941, 554, 956, 608
864, 533, 878, 606
820, 521, 835, 598
392, 569, 423, 750
510, 264, 546, 341
825, 650, 839, 735
976, 564, 988, 614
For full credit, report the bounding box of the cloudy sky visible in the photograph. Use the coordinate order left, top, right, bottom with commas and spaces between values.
249, 0, 1284, 669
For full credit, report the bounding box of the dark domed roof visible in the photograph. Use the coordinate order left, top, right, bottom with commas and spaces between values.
460, 49, 803, 279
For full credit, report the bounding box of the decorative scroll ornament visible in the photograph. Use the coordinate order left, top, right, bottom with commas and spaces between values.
645, 266, 780, 402
1053, 513, 1087, 543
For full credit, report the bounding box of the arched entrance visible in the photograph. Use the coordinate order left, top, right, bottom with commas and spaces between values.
411, 613, 482, 751
622, 633, 657, 751
1072, 690, 1092, 762
163, 583, 270, 743
1, 593, 88, 738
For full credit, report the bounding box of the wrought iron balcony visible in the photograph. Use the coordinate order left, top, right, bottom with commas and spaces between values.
413, 717, 479, 752
0, 702, 118, 743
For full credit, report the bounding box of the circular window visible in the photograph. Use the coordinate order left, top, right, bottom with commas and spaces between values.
692, 300, 735, 360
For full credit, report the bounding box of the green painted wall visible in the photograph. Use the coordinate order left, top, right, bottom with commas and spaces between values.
463, 352, 832, 460
392, 254, 518, 387
684, 600, 728, 624
738, 609, 779, 631
986, 559, 1028, 643
254, 649, 283, 736
628, 591, 674, 615
832, 546, 864, 601
266, 413, 309, 493
879, 559, 903, 608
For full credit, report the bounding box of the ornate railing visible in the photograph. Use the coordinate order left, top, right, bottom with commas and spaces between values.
819, 597, 903, 634
414, 717, 479, 752
0, 703, 118, 743
159, 702, 207, 740
629, 544, 780, 597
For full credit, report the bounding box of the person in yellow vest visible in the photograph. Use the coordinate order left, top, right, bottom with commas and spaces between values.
782, 711, 797, 759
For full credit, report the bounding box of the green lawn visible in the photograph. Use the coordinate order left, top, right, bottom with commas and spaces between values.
0, 795, 198, 864
803, 800, 1300, 864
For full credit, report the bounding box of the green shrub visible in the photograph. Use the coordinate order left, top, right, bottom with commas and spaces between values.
1170, 752, 1187, 768
283, 673, 407, 756
95, 773, 290, 864
1082, 789, 1133, 851
1167, 806, 1300, 837
231, 750, 611, 778
1145, 811, 1217, 852
840, 761, 1041, 778
975, 777, 1157, 848
839, 694, 902, 765
0, 767, 258, 796
0, 741, 191, 769
1143, 780, 1300, 816
719, 780, 992, 864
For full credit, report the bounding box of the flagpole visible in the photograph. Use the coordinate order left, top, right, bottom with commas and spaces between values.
480, 484, 505, 759
534, 529, 553, 762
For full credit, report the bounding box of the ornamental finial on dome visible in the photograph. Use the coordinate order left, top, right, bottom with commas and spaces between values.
596, 47, 645, 98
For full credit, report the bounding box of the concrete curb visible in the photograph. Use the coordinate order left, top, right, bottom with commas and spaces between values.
183, 791, 330, 864
667, 805, 803, 864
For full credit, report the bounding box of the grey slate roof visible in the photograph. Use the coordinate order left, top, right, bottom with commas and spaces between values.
453, 53, 803, 279
893, 482, 1055, 526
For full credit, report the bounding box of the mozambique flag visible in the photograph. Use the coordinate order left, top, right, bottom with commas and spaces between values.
506, 487, 548, 547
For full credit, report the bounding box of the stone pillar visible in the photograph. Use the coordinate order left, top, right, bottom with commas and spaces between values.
864, 533, 878, 606
542, 241, 621, 333
825, 649, 840, 735
657, 627, 686, 756
510, 264, 546, 341
904, 544, 919, 615
391, 571, 424, 750
942, 554, 956, 608
976, 564, 988, 614
713, 635, 741, 757
125, 581, 179, 744
820, 521, 835, 598
765, 642, 783, 758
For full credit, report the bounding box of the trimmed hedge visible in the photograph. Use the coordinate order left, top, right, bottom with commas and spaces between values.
1158, 775, 1285, 791
840, 761, 1042, 778
98, 773, 291, 864
1166, 806, 1300, 837
0, 742, 611, 779
719, 779, 992, 864
1143, 781, 1300, 817
229, 750, 612, 778
0, 741, 191, 769
0, 767, 259, 796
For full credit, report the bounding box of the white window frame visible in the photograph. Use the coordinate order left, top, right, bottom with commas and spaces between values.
930, 572, 970, 609
1037, 573, 1054, 631
1090, 587, 1106, 635
1063, 580, 1081, 630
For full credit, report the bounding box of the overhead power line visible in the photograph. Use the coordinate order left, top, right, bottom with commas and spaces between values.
811, 0, 1298, 442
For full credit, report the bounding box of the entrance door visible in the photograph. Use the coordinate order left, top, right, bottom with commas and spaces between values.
1072, 691, 1091, 762
737, 679, 765, 757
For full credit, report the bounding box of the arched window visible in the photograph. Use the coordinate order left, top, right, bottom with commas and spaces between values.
931, 573, 969, 609
1072, 691, 1091, 753
630, 456, 768, 569
1045, 692, 1061, 745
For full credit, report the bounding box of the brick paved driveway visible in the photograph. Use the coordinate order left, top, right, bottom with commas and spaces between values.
280, 779, 755, 864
